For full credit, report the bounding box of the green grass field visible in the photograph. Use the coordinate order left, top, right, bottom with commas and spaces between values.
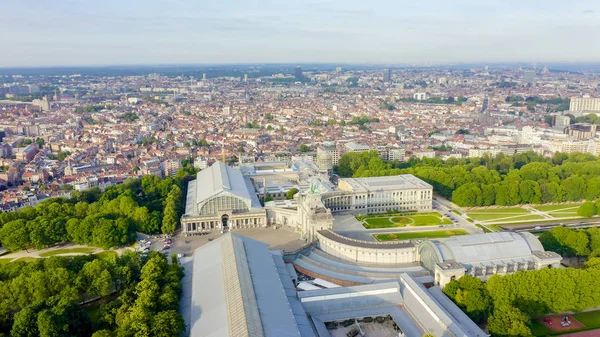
364, 218, 400, 229
534, 204, 582, 212
363, 212, 451, 229
548, 212, 580, 218
467, 212, 528, 221
39, 247, 95, 257
497, 214, 546, 222
411, 215, 453, 226
13, 257, 37, 263
573, 310, 600, 329
0, 258, 13, 264
530, 319, 553, 336
374, 229, 468, 241
470, 207, 529, 213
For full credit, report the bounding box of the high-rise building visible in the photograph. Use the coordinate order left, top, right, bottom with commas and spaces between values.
383, 68, 391, 82
294, 66, 303, 79
243, 74, 248, 82
570, 96, 600, 112
523, 71, 535, 84
202, 73, 207, 80
335, 66, 342, 72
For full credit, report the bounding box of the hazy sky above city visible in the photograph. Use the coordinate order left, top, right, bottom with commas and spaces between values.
2, 0, 600, 67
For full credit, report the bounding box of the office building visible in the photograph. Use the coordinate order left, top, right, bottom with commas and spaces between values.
383, 68, 391, 82
523, 71, 535, 84
570, 96, 600, 112
343, 142, 370, 153
295, 66, 303, 80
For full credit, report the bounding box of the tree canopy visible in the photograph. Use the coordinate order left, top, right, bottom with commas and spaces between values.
335, 151, 600, 207
0, 168, 197, 252
0, 251, 185, 337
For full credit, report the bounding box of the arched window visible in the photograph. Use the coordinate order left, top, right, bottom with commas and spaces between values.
199, 195, 249, 215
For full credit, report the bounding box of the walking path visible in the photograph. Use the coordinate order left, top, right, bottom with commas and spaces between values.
0, 243, 134, 262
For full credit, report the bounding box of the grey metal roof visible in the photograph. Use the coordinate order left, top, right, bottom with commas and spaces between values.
339, 174, 433, 193
186, 162, 263, 216
434, 232, 542, 264
189, 233, 304, 337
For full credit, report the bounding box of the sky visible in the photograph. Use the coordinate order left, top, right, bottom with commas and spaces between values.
1, 0, 600, 67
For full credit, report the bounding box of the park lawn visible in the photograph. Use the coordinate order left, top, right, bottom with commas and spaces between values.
411, 215, 452, 226
374, 229, 468, 241
0, 258, 13, 264
549, 212, 581, 218
390, 217, 412, 225
470, 207, 529, 214
492, 214, 546, 222
39, 247, 96, 257
534, 204, 582, 212
365, 217, 394, 226
467, 212, 532, 221
530, 319, 553, 336
573, 310, 600, 330
13, 257, 37, 263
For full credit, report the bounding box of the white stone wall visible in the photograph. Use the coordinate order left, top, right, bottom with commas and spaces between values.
317, 232, 417, 265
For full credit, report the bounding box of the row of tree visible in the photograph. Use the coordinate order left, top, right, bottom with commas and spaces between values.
444, 259, 600, 336
0, 166, 196, 252
335, 150, 600, 207
539, 226, 600, 257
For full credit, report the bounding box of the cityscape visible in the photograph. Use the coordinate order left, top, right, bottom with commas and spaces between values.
3, 1, 600, 337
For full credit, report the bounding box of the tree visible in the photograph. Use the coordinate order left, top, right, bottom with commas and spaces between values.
487, 305, 532, 337
151, 310, 186, 337
0, 219, 30, 251
286, 188, 299, 200
161, 186, 181, 234
11, 305, 41, 337
298, 144, 310, 152
578, 202, 597, 218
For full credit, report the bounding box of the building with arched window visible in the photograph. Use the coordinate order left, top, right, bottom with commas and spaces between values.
181, 162, 266, 233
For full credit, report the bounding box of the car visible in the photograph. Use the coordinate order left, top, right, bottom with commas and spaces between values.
165, 240, 172, 245
163, 245, 171, 250
534, 226, 541, 230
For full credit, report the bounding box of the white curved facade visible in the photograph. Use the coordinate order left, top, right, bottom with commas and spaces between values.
316, 230, 416, 265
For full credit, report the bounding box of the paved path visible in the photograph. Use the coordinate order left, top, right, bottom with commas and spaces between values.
559, 329, 600, 337
0, 243, 134, 262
